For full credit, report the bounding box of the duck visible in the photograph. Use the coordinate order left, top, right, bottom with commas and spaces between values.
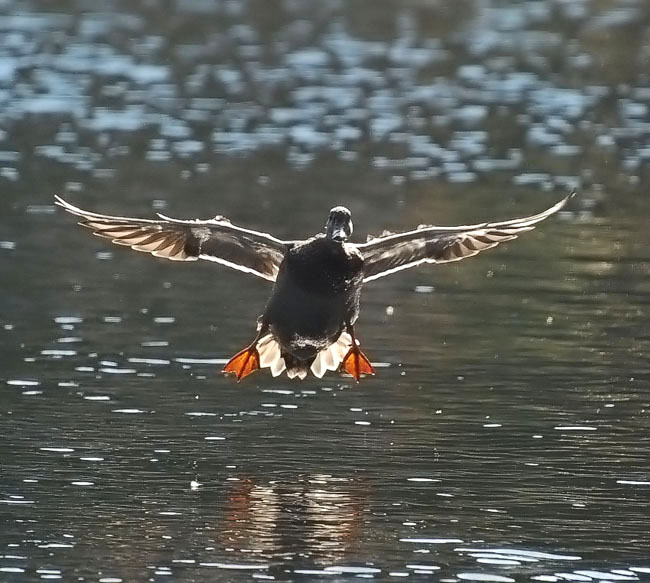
54, 192, 574, 381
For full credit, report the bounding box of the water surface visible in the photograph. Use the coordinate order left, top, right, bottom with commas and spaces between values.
1, 0, 650, 581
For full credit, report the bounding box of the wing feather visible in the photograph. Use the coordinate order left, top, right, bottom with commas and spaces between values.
359, 192, 574, 282
55, 196, 289, 281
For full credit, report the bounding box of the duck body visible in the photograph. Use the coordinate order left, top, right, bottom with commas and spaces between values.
54, 192, 574, 381
262, 234, 364, 376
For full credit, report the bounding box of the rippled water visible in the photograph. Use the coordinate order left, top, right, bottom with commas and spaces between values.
2, 0, 650, 581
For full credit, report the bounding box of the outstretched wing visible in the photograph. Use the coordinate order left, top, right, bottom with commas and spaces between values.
359, 192, 574, 283
55, 196, 289, 282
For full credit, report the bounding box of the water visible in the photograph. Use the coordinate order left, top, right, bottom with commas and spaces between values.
2, 0, 650, 581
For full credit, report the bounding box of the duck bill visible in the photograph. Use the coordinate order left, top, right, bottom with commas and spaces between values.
329, 217, 352, 242
331, 225, 348, 242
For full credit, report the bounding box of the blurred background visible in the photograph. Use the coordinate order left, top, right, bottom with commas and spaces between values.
1, 0, 649, 581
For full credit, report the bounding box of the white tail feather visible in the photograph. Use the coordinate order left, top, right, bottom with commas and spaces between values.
310, 332, 353, 378
271, 357, 286, 377
256, 334, 287, 377
286, 367, 308, 380
257, 335, 279, 367
254, 332, 354, 380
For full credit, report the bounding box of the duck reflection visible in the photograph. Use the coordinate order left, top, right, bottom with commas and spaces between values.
221, 474, 365, 561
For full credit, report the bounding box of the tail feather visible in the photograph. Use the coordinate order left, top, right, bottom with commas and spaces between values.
227, 331, 368, 381
257, 334, 287, 377
286, 367, 309, 380
257, 335, 280, 367
310, 332, 353, 378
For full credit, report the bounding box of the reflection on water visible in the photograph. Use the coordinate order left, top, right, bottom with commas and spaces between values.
2, 0, 650, 581
221, 474, 364, 562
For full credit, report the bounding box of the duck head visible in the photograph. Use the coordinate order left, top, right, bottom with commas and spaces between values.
326, 206, 353, 242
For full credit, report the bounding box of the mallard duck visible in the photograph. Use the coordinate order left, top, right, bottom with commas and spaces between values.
54, 192, 573, 381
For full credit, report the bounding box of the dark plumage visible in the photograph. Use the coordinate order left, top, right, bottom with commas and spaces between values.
55, 192, 574, 381
261, 208, 365, 379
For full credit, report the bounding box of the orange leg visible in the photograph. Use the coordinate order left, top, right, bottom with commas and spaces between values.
223, 326, 266, 382
341, 325, 375, 382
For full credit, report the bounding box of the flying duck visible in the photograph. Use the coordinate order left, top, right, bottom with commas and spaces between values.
54, 192, 574, 381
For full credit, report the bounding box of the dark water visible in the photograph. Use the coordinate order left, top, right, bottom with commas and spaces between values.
2, 0, 650, 581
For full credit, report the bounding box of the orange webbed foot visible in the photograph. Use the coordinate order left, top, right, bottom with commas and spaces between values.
341, 347, 375, 382
223, 346, 260, 381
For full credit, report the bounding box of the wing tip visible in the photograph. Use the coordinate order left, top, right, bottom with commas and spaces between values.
54, 194, 82, 215
538, 188, 577, 220
55, 195, 107, 222
559, 188, 577, 209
